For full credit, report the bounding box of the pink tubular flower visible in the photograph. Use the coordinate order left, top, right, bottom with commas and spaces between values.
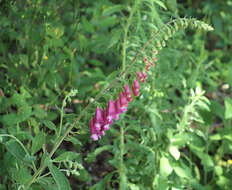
94, 108, 103, 131
146, 64, 151, 71
149, 61, 155, 67
115, 98, 121, 120
153, 56, 157, 62
106, 99, 116, 123
132, 79, 140, 97
103, 109, 112, 130
142, 71, 147, 81
90, 119, 99, 141
137, 72, 143, 81
119, 92, 128, 112
124, 85, 132, 102
144, 57, 149, 63
153, 50, 158, 55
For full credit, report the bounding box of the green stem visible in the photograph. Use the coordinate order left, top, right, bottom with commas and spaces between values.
58, 97, 67, 137
24, 18, 186, 190
122, 0, 139, 71
119, 123, 125, 190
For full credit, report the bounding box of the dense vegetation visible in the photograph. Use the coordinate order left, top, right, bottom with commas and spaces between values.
0, 0, 232, 189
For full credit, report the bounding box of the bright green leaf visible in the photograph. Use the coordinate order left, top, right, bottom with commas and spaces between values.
160, 156, 173, 177
225, 98, 232, 119
169, 146, 180, 160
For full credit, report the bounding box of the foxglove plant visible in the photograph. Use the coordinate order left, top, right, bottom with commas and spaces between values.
23, 17, 213, 190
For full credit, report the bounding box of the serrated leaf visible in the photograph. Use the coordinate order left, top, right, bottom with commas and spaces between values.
5, 139, 26, 160
48, 162, 72, 190
1, 113, 21, 126
169, 146, 180, 160
31, 132, 45, 155
43, 120, 57, 131
10, 167, 31, 185
53, 151, 80, 162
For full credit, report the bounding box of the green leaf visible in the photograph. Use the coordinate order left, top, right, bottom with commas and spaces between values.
210, 134, 222, 141
34, 105, 47, 119
53, 151, 80, 162
10, 167, 31, 185
171, 133, 190, 147
151, 0, 167, 10
173, 166, 191, 179
200, 154, 214, 172
160, 156, 173, 177
86, 145, 113, 163
129, 183, 140, 190
214, 166, 223, 176
43, 120, 57, 131
31, 132, 45, 155
108, 29, 122, 48
5, 139, 26, 161
102, 5, 124, 16
225, 98, 232, 119
1, 113, 21, 126
169, 146, 180, 160
48, 162, 72, 190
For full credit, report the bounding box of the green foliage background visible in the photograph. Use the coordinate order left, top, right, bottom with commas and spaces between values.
0, 0, 232, 189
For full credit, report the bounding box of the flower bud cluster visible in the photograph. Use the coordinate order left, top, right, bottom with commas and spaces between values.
89, 50, 158, 141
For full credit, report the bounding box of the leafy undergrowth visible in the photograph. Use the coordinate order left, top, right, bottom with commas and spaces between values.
0, 0, 232, 190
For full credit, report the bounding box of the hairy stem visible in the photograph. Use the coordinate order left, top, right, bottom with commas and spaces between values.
122, 1, 139, 71
119, 123, 125, 190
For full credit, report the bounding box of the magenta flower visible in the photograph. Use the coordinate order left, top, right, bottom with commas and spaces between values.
90, 119, 100, 141
115, 98, 122, 120
94, 108, 103, 131
103, 109, 112, 129
142, 71, 147, 81
132, 79, 140, 96
119, 92, 128, 112
137, 72, 143, 80
137, 71, 146, 83
106, 99, 116, 123
124, 85, 132, 102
